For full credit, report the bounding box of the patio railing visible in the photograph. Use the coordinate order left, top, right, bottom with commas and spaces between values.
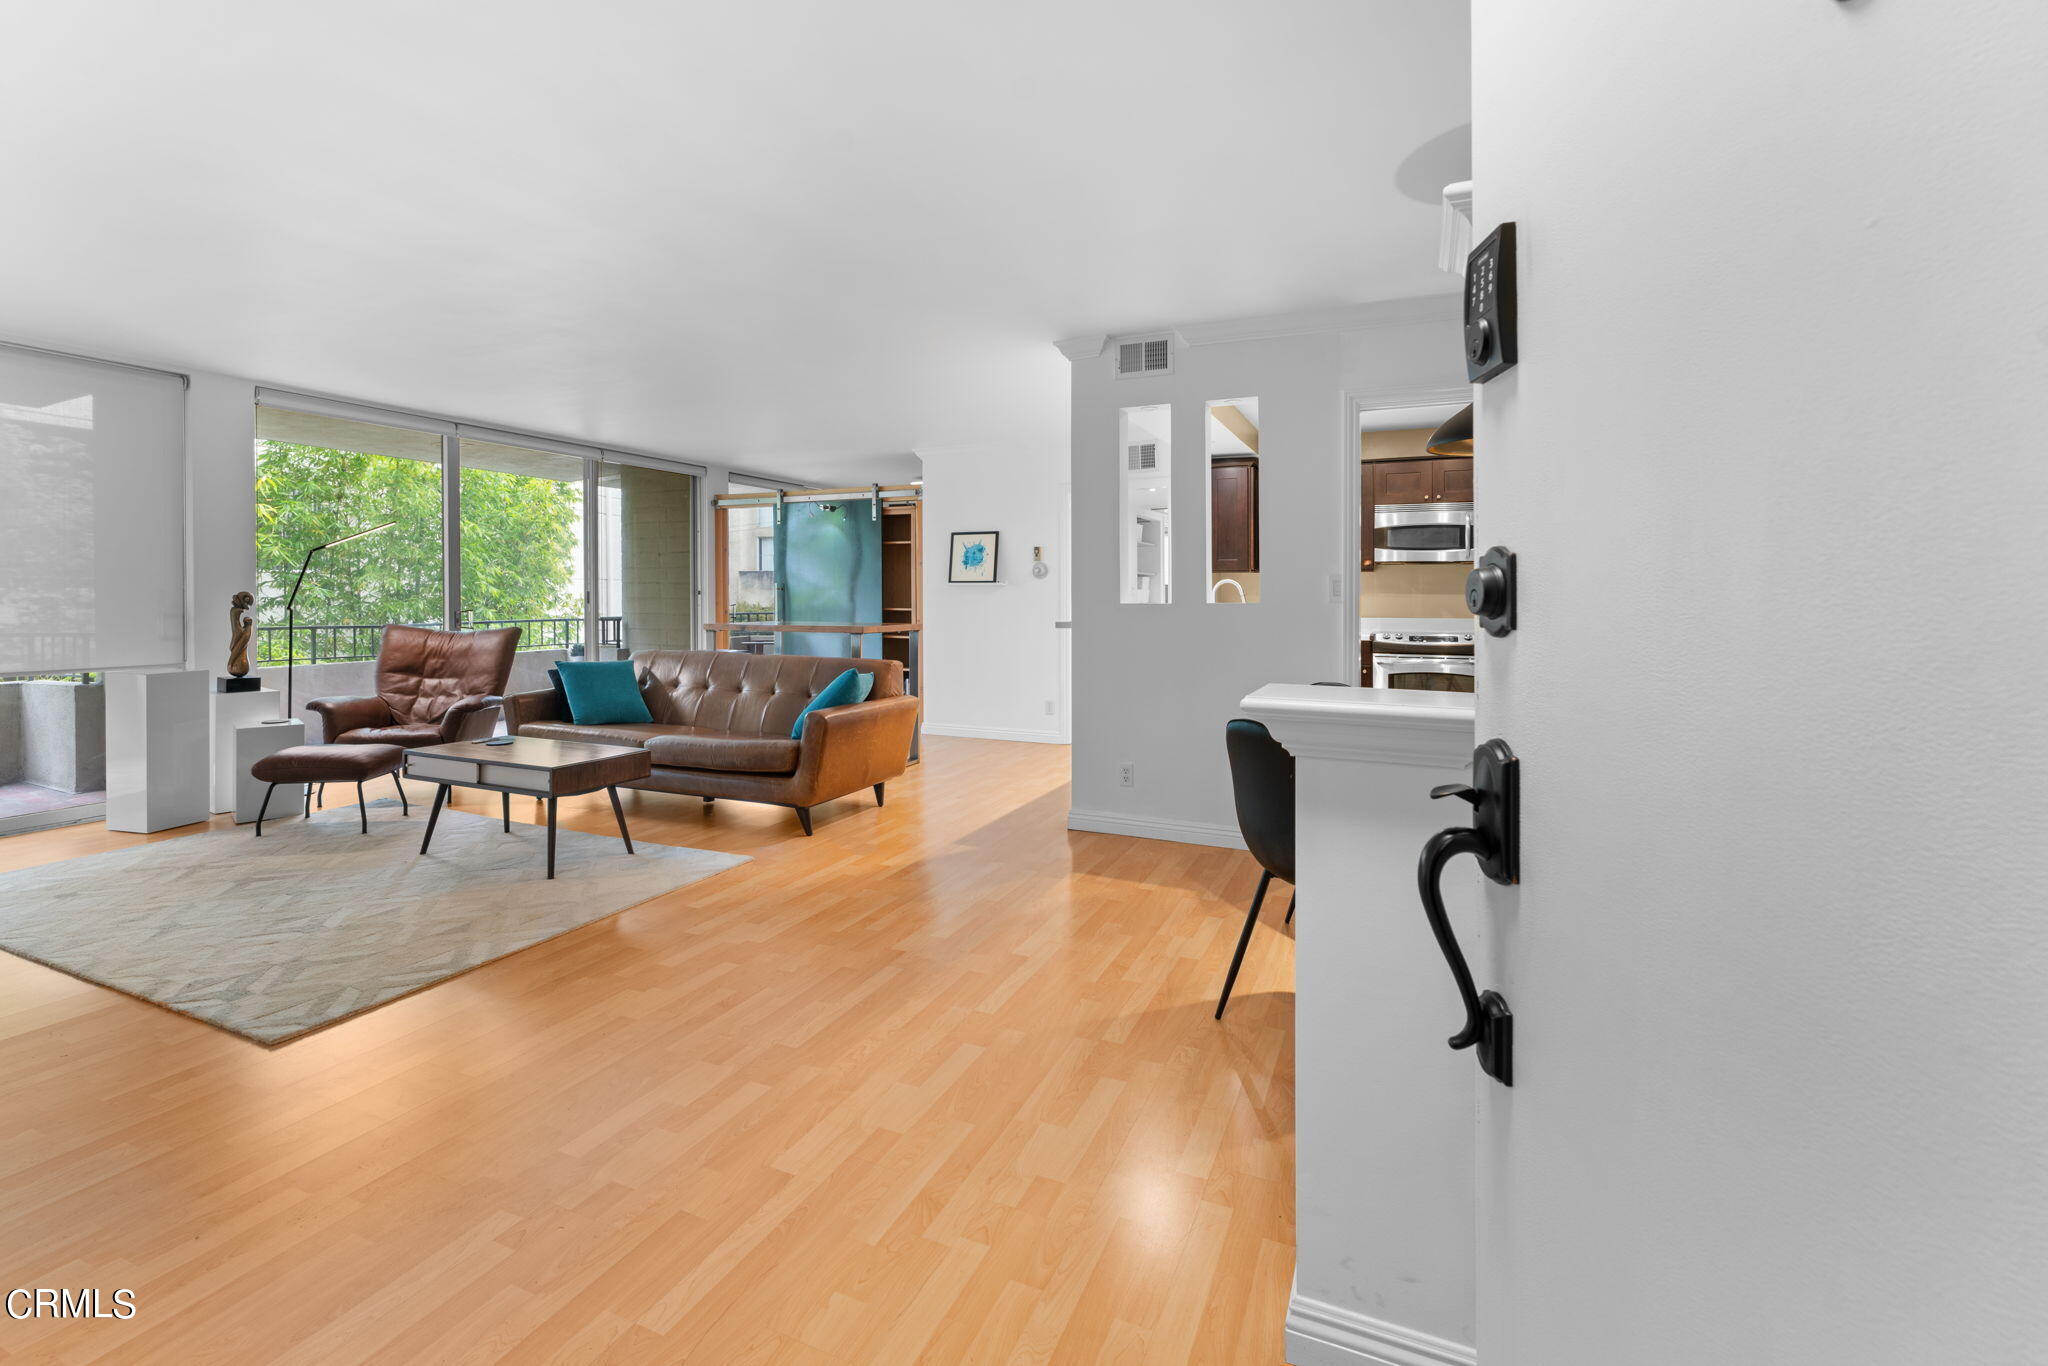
255, 616, 623, 667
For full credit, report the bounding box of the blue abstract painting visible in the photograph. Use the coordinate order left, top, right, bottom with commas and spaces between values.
949, 531, 998, 583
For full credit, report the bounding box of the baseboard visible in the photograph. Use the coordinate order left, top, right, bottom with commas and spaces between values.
1065, 807, 1247, 850
919, 722, 1068, 745
1285, 1289, 1476, 1366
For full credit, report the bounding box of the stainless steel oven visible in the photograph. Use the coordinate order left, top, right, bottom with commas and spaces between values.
1372, 651, 1477, 692
1374, 502, 1476, 563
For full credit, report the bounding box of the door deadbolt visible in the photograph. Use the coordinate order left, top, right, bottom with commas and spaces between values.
1466, 546, 1515, 637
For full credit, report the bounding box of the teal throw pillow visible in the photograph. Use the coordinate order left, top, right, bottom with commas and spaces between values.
853, 670, 876, 702
554, 659, 653, 725
791, 668, 866, 738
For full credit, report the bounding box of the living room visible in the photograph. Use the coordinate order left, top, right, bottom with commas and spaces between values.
4, 4, 2043, 1366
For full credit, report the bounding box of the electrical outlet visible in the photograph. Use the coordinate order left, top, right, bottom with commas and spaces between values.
1327, 572, 1343, 603
1118, 762, 1135, 788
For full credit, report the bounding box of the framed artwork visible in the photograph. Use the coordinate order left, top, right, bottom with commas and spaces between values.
948, 531, 999, 583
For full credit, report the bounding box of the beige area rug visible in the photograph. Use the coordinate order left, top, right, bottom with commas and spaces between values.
0, 801, 749, 1044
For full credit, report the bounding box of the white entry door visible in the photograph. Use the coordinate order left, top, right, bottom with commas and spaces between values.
1470, 2, 2048, 1364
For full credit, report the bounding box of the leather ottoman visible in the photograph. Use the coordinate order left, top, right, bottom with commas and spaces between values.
249, 744, 409, 836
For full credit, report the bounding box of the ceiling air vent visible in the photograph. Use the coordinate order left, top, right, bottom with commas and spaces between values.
1126, 443, 1158, 471
1116, 337, 1171, 376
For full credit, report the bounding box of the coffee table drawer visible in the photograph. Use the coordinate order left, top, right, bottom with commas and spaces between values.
406, 755, 551, 794
407, 755, 477, 786
480, 763, 550, 793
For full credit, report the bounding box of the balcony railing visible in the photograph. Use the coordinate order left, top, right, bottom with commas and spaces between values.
255, 616, 624, 667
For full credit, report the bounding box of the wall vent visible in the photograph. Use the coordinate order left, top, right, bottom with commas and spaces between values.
1126, 443, 1158, 471
1116, 337, 1172, 376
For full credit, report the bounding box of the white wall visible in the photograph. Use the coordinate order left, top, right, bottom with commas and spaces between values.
918, 445, 1069, 744
1067, 310, 1466, 845
1472, 2, 2048, 1363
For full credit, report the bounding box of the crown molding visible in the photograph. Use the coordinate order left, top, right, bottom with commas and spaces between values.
1170, 293, 1458, 349
1439, 180, 1475, 277
1058, 292, 1460, 365
1352, 382, 1473, 415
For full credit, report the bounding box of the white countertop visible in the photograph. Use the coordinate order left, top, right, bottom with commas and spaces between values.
1360, 616, 1475, 640
1239, 682, 1475, 766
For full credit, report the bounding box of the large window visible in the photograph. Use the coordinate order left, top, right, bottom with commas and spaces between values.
253, 408, 445, 665
252, 400, 698, 668
458, 440, 588, 654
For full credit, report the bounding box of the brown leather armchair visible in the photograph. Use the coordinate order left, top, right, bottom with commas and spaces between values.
306, 624, 522, 748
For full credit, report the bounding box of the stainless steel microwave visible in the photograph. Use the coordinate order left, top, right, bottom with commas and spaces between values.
1374, 502, 1476, 563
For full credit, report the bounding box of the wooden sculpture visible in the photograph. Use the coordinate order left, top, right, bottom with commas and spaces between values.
227, 591, 255, 677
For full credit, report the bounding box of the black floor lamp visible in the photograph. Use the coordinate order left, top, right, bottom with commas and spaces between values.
283, 521, 396, 719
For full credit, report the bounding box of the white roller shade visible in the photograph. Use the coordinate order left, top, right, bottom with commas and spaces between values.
0, 347, 186, 674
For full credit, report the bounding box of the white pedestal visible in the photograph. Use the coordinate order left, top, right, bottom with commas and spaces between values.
210, 687, 283, 812
105, 669, 211, 834
234, 720, 307, 824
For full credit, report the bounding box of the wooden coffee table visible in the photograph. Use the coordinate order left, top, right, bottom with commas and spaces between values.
404, 737, 654, 879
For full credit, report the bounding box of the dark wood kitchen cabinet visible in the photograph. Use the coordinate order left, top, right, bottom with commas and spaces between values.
1210, 456, 1259, 573
1372, 457, 1471, 505
1436, 458, 1473, 502
1372, 460, 1436, 505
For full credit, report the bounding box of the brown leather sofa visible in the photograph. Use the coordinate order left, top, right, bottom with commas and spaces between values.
502, 649, 919, 834
307, 624, 522, 748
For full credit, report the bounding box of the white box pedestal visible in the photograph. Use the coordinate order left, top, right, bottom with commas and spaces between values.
234, 720, 307, 824
210, 687, 283, 812
105, 669, 211, 834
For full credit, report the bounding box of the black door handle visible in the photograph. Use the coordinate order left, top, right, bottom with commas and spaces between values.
1417, 739, 1519, 1086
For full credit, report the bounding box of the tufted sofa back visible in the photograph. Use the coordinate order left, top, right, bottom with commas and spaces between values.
632, 650, 905, 737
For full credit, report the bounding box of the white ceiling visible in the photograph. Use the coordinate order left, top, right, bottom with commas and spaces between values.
0, 2, 1470, 486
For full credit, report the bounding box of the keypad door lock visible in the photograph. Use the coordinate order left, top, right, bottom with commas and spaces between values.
1464, 222, 1518, 383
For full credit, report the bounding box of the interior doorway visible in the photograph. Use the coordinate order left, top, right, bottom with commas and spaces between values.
1341, 392, 1472, 686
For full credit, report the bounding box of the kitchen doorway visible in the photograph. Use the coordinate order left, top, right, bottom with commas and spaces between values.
1340, 391, 1472, 687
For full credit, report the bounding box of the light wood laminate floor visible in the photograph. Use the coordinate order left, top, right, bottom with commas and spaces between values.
0, 737, 1294, 1364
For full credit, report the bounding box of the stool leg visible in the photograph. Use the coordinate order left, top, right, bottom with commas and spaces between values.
393, 771, 409, 814
255, 783, 276, 837
1215, 870, 1273, 1020
357, 782, 368, 834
